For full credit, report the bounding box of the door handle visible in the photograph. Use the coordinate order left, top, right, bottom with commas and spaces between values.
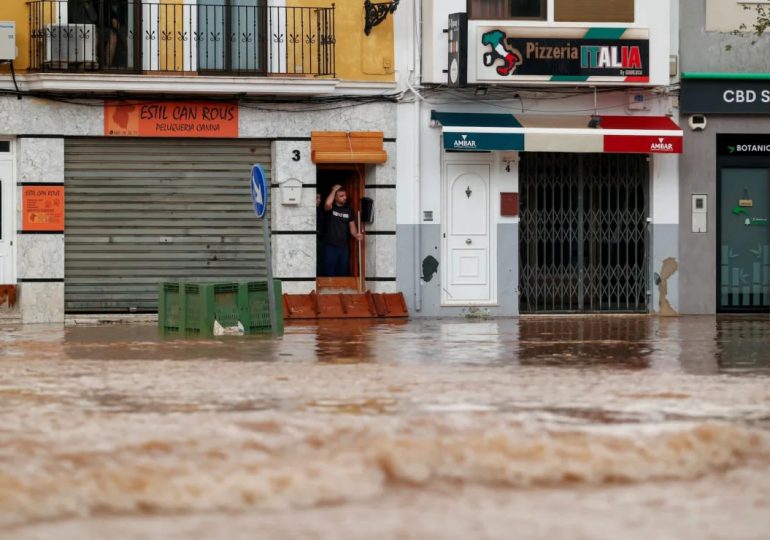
465, 238, 472, 245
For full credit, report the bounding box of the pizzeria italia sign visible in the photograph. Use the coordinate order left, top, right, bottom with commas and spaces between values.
449, 19, 650, 86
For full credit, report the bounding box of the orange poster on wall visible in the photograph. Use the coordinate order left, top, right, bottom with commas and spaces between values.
22, 186, 64, 232
104, 101, 239, 138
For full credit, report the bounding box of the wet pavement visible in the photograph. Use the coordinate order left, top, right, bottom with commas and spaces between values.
0, 316, 769, 539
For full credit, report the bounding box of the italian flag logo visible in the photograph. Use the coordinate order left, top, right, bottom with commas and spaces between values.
481, 30, 523, 76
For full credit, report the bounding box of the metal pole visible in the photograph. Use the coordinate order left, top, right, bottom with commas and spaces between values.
262, 216, 279, 335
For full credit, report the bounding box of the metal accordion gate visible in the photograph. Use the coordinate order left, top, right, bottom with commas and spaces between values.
519, 153, 649, 313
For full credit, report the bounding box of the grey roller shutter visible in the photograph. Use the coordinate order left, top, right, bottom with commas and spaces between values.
64, 138, 271, 313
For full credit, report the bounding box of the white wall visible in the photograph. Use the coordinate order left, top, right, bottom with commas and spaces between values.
421, 0, 466, 84
652, 154, 679, 225
394, 0, 420, 226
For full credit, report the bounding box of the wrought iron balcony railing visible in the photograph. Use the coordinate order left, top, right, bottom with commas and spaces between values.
27, 0, 335, 77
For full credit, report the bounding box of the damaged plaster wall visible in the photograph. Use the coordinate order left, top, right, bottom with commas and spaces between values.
656, 257, 679, 316
652, 224, 680, 315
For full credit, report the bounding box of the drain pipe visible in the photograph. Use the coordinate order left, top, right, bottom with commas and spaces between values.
410, 0, 422, 312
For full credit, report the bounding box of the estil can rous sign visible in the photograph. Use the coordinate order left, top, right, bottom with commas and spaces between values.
105, 101, 239, 137
23, 186, 64, 232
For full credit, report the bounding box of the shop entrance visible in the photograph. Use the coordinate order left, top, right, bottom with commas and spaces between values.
316, 166, 366, 290
519, 153, 649, 313
0, 144, 14, 284
718, 167, 770, 312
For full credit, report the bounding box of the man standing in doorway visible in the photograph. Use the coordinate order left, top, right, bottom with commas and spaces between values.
322, 184, 363, 276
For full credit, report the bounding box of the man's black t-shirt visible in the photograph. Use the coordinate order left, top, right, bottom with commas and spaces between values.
323, 205, 354, 247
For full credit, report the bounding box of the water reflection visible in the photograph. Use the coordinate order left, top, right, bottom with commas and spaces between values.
517, 317, 655, 369
715, 316, 770, 371
313, 320, 389, 364
61, 324, 289, 363
0, 315, 767, 374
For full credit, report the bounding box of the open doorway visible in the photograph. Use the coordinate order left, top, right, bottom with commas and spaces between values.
316, 166, 366, 290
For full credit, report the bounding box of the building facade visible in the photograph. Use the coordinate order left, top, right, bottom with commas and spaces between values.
679, 0, 770, 314
0, 0, 399, 323
395, 0, 681, 317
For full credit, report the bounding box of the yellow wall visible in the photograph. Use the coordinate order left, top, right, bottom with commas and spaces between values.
0, 0, 30, 71
287, 0, 395, 82
0, 0, 395, 81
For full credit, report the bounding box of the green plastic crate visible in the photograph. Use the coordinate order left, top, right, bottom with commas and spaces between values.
159, 280, 283, 336
243, 281, 285, 334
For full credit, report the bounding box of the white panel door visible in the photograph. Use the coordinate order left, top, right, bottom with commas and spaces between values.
0, 159, 14, 284
443, 163, 493, 304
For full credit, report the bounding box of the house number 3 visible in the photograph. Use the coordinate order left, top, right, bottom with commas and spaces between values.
292, 150, 301, 161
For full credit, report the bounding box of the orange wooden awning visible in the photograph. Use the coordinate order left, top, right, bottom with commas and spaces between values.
311, 131, 388, 164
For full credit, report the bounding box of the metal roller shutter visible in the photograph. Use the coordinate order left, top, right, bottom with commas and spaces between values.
519, 153, 649, 313
64, 138, 271, 313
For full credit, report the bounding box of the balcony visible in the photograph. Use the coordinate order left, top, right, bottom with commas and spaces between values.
27, 0, 336, 79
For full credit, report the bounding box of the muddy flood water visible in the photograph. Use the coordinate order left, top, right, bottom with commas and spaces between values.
1, 316, 769, 539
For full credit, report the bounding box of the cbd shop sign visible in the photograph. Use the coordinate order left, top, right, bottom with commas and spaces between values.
681, 80, 770, 114
723, 89, 770, 104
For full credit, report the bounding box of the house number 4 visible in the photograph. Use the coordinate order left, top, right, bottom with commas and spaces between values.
292, 150, 301, 161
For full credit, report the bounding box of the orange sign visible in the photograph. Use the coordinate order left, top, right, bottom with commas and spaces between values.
22, 186, 64, 232
104, 101, 239, 138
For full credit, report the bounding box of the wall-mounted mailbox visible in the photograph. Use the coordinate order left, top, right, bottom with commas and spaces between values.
501, 192, 519, 217
692, 194, 707, 233
280, 178, 302, 205
360, 197, 374, 224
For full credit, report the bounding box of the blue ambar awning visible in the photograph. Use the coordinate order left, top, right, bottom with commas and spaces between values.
431, 111, 523, 128
431, 111, 524, 151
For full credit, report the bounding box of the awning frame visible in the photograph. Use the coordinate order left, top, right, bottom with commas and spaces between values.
432, 111, 684, 154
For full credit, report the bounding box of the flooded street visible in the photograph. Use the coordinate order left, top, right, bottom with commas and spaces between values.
1, 316, 769, 539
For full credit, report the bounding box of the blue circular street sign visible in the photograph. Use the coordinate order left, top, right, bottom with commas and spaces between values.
250, 164, 268, 219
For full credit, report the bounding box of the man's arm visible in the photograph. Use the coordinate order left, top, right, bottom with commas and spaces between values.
349, 220, 363, 241
324, 184, 341, 211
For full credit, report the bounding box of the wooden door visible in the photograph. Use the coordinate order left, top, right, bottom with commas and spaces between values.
317, 166, 366, 291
